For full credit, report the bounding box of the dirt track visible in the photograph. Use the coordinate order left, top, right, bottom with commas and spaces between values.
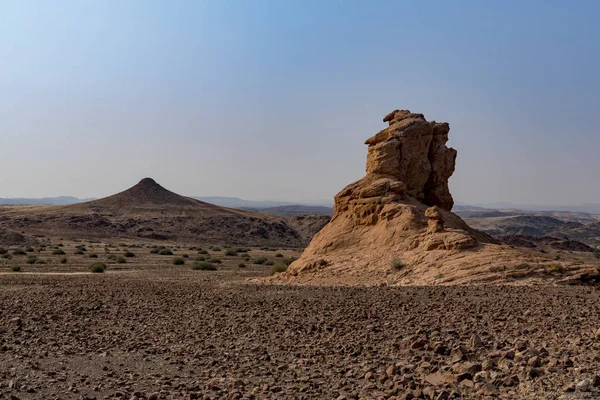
1, 257, 600, 399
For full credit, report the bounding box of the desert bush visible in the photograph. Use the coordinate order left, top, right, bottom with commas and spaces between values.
264, 260, 274, 266
159, 249, 173, 256
270, 263, 288, 275
211, 247, 221, 252
225, 249, 237, 256
254, 258, 267, 265
124, 251, 135, 258
173, 257, 185, 265
318, 259, 328, 266
37, 260, 46, 264
192, 262, 217, 271
547, 263, 566, 273
52, 249, 65, 255
0, 248, 6, 255
236, 248, 250, 253
391, 258, 405, 271
13, 249, 26, 256
11, 266, 20, 272
208, 258, 222, 264
150, 248, 160, 254
27, 255, 37, 264
2, 253, 12, 259
116, 256, 126, 264
198, 249, 208, 255
283, 257, 296, 266
275, 253, 283, 258
107, 254, 117, 261
25, 246, 34, 253
595, 250, 600, 259
238, 262, 246, 268
88, 253, 98, 258
182, 254, 189, 258
60, 257, 68, 264
195, 256, 206, 262
90, 263, 106, 273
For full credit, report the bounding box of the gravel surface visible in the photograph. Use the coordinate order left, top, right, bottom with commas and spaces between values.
1, 263, 600, 399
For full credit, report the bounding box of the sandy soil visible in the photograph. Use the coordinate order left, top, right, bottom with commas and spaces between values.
1, 243, 600, 399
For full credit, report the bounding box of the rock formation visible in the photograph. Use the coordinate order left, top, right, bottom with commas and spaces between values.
271, 110, 598, 285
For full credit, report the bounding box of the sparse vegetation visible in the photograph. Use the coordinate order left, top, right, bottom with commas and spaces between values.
90, 263, 106, 273
158, 249, 173, 256
116, 256, 127, 264
173, 257, 185, 265
264, 260, 275, 266
198, 249, 208, 254
89, 253, 98, 258
270, 263, 288, 275
74, 250, 84, 255
0, 248, 6, 255
208, 258, 222, 264
182, 254, 189, 258
13, 249, 27, 255
11, 266, 20, 272
595, 250, 600, 260
52, 249, 65, 255
124, 251, 136, 257
275, 253, 283, 258
254, 258, 267, 265
318, 259, 328, 266
2, 254, 12, 259
60, 257, 68, 264
547, 264, 566, 273
192, 262, 217, 271
392, 258, 405, 271
27, 256, 37, 264
238, 263, 246, 268
195, 256, 206, 262
25, 246, 34, 252
225, 249, 237, 256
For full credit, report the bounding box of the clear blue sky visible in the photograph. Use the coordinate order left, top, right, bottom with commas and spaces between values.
1, 0, 599, 205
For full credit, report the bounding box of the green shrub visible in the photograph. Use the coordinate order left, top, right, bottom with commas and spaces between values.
25, 247, 34, 253
264, 260, 274, 266
90, 263, 106, 273
236, 248, 250, 253
211, 247, 221, 252
275, 253, 283, 258
158, 249, 173, 256
254, 258, 267, 265
192, 262, 217, 271
198, 249, 208, 255
124, 251, 135, 258
195, 256, 206, 262
52, 249, 65, 255
13, 249, 26, 255
270, 263, 288, 275
26, 256, 37, 264
238, 263, 246, 268
392, 258, 405, 271
0, 248, 6, 255
225, 249, 237, 256
60, 257, 68, 264
173, 257, 185, 265
11, 266, 20, 272
2, 253, 12, 259
116, 256, 126, 264
150, 248, 160, 254
548, 264, 566, 273
75, 246, 87, 252
208, 258, 222, 264
107, 254, 116, 261
182, 254, 189, 258
74, 250, 84, 255
88, 253, 98, 258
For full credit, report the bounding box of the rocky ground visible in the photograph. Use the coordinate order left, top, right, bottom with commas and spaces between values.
1, 244, 600, 399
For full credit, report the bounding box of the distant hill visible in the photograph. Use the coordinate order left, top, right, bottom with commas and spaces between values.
244, 205, 334, 217
0, 196, 95, 205
193, 196, 333, 209
0, 178, 324, 247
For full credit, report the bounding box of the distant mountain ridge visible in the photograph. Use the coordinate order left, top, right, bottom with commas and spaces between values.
0, 196, 96, 205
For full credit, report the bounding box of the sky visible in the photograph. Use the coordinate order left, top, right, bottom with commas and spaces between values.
1, 0, 599, 205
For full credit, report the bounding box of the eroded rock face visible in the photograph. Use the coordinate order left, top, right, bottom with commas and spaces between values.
366, 110, 456, 210
276, 109, 505, 285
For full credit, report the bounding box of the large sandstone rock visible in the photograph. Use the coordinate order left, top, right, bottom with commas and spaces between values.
269, 110, 591, 285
